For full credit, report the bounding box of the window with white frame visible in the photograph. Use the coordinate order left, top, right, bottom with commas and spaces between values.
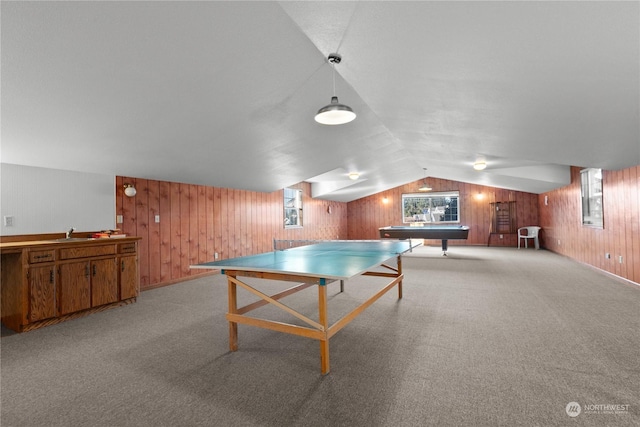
580, 168, 603, 228
284, 187, 303, 228
402, 191, 460, 223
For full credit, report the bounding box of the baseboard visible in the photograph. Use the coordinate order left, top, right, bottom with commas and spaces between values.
141, 271, 220, 292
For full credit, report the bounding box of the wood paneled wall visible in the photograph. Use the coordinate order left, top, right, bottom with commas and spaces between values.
540, 165, 640, 285
117, 167, 639, 291
116, 178, 347, 290
347, 177, 539, 247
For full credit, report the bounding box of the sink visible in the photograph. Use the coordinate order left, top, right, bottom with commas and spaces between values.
54, 238, 96, 242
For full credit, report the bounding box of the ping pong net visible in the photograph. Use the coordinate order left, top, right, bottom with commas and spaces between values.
273, 239, 399, 251
273, 238, 420, 253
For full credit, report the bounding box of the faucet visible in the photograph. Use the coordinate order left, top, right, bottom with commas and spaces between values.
66, 227, 75, 239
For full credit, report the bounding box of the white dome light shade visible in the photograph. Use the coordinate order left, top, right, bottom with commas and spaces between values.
123, 184, 137, 197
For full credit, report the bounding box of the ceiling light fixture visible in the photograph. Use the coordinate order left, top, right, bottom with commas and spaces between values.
418, 168, 432, 192
348, 172, 360, 180
315, 53, 356, 125
473, 161, 487, 171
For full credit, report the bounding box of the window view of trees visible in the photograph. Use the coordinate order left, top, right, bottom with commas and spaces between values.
284, 187, 303, 228
402, 192, 459, 223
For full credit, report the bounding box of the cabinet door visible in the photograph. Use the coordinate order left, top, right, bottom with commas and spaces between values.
119, 256, 138, 300
29, 265, 56, 322
91, 258, 118, 307
58, 261, 91, 315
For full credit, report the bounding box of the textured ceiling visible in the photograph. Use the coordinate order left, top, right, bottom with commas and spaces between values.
2, 1, 638, 202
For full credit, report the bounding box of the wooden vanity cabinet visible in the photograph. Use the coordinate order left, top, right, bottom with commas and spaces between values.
89, 258, 119, 307
118, 242, 139, 300
1, 237, 140, 332
58, 244, 119, 312
28, 264, 57, 322
58, 258, 120, 315
58, 261, 91, 315
27, 248, 57, 322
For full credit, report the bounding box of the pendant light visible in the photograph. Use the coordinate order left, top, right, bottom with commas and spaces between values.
418, 168, 432, 192
315, 53, 356, 125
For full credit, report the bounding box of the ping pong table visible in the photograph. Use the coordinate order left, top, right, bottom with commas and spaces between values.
190, 240, 412, 374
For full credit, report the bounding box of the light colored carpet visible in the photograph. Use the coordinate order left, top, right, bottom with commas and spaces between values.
1, 246, 638, 426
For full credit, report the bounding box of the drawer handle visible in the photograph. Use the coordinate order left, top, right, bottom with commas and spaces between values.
49, 269, 54, 283
34, 254, 52, 260
121, 261, 125, 272
85, 265, 90, 278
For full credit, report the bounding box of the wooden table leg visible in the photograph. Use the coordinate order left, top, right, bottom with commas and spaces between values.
228, 275, 238, 351
397, 255, 403, 299
318, 284, 330, 374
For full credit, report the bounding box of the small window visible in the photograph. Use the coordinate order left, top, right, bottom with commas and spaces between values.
284, 187, 303, 228
402, 191, 460, 223
581, 168, 603, 228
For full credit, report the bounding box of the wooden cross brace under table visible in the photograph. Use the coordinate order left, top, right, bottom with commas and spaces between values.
222, 256, 403, 375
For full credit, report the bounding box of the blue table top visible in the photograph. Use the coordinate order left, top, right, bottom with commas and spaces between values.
380, 225, 469, 230
191, 240, 411, 280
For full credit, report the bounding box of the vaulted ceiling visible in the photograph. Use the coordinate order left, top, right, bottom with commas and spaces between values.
2, 2, 638, 202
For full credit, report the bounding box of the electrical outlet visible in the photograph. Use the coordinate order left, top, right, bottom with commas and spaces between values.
116, 215, 123, 224
619, 256, 623, 264
214, 252, 219, 260
3, 216, 14, 227
558, 239, 561, 246
155, 215, 160, 223
499, 234, 503, 239
605, 253, 611, 259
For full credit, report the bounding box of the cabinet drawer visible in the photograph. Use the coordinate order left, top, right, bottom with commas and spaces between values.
59, 245, 116, 260
29, 250, 56, 263
119, 242, 137, 254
